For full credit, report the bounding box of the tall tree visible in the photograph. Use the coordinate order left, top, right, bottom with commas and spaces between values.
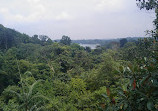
60, 35, 71, 45
120, 38, 127, 47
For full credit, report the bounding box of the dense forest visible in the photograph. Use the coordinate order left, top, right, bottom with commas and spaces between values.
0, 0, 158, 111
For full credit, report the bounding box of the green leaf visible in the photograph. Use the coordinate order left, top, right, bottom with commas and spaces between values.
118, 91, 126, 99
147, 100, 154, 110
102, 94, 108, 99
130, 78, 134, 86
140, 74, 150, 86
124, 103, 128, 109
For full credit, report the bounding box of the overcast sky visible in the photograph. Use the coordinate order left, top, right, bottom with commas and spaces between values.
0, 0, 155, 40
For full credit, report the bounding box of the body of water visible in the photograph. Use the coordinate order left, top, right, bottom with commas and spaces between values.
79, 44, 100, 49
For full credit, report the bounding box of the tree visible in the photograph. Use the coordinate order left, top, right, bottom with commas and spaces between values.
101, 55, 158, 111
39, 35, 49, 42
136, 0, 158, 38
0, 24, 31, 50
136, 0, 157, 10
46, 38, 53, 45
31, 35, 41, 44
60, 35, 71, 45
120, 38, 128, 47
1, 75, 48, 111
0, 24, 14, 50
85, 46, 91, 52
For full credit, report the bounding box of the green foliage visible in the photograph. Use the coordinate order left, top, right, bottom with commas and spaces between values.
60, 35, 72, 45
101, 38, 158, 111
136, 0, 157, 10
0, 24, 31, 50
85, 52, 120, 91
0, 75, 48, 111
120, 38, 128, 47
0, 5, 158, 110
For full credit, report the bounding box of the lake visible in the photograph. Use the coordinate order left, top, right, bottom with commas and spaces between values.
79, 44, 100, 49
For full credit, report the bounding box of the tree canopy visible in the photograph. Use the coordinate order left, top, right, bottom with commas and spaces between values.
0, 1, 158, 110
60, 35, 72, 45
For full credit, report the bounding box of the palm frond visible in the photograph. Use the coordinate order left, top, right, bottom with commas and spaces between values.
36, 106, 46, 111
5, 89, 22, 100
29, 94, 50, 103
28, 80, 43, 98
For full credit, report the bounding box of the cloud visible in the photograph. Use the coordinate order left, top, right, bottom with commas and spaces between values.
0, 0, 155, 39
55, 12, 74, 21
0, 8, 9, 13
95, 0, 125, 12
0, 0, 48, 23
0, 0, 76, 23
0, 8, 13, 22
27, 0, 41, 3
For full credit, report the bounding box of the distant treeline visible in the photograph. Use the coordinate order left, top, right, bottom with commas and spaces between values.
0, 23, 143, 51
72, 37, 141, 45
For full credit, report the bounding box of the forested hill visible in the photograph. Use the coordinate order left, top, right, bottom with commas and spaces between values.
0, 24, 31, 49
0, 24, 53, 50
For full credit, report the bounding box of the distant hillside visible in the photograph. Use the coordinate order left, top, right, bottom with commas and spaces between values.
0, 24, 53, 50
0, 24, 31, 50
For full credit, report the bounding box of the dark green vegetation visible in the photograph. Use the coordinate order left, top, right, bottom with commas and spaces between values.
0, 24, 157, 111
0, 1, 158, 110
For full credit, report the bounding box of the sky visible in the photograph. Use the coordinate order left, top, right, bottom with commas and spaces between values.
0, 0, 155, 40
